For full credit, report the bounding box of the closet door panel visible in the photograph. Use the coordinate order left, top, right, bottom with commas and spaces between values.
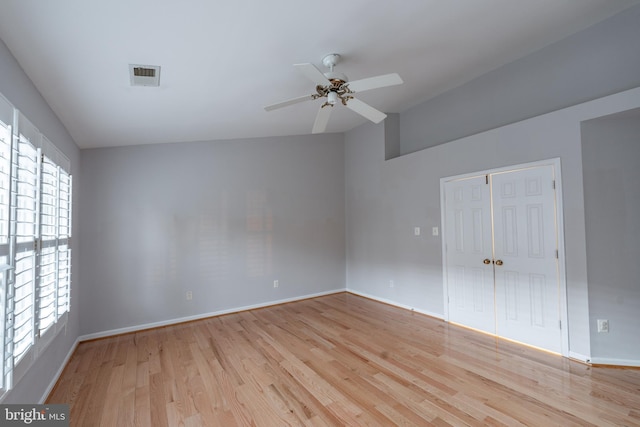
491, 166, 561, 353
444, 176, 495, 334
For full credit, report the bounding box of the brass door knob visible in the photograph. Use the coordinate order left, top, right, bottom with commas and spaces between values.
483, 259, 491, 265
495, 260, 504, 266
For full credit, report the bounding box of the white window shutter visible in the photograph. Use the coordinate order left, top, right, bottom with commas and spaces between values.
11, 128, 39, 378
37, 156, 58, 338
57, 171, 71, 318
0, 94, 72, 395
0, 95, 13, 391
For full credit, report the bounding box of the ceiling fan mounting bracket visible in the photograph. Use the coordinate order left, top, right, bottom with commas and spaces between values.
322, 53, 341, 71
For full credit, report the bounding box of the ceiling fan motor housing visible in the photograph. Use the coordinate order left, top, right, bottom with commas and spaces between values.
324, 71, 348, 82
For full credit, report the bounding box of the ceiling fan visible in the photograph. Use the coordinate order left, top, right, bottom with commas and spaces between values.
264, 54, 403, 134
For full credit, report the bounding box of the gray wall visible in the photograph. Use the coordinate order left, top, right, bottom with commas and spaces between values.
400, 4, 640, 156
0, 39, 81, 403
582, 110, 640, 363
79, 134, 345, 336
345, 87, 640, 360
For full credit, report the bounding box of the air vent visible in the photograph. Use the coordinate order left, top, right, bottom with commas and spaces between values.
129, 64, 161, 87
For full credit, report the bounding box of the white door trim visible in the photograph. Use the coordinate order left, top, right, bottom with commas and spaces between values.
440, 158, 569, 357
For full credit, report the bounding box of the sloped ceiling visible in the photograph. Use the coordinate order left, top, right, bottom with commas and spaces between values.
0, 0, 637, 148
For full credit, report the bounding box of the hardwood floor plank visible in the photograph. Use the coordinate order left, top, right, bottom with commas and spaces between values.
47, 293, 640, 426
99, 364, 125, 427
133, 379, 151, 427
73, 352, 114, 426
149, 372, 168, 427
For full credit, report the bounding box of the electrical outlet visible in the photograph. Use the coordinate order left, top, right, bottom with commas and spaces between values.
389, 280, 394, 288
273, 280, 279, 288
432, 227, 439, 236
186, 291, 193, 300
414, 227, 421, 236
597, 319, 609, 333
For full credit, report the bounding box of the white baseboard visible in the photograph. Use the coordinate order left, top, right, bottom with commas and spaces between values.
39, 338, 80, 403
345, 288, 444, 320
568, 351, 591, 364
589, 357, 640, 367
78, 288, 345, 342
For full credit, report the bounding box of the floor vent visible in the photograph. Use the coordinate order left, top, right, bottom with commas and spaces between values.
129, 64, 161, 86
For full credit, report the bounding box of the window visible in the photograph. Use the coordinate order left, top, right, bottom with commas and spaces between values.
0, 95, 12, 392
0, 94, 72, 394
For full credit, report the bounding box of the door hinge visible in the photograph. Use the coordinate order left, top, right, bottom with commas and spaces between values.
552, 180, 556, 189
559, 320, 562, 329
556, 250, 559, 259
486, 175, 489, 185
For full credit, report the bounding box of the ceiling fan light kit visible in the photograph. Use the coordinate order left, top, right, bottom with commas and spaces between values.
265, 53, 403, 134
327, 91, 339, 106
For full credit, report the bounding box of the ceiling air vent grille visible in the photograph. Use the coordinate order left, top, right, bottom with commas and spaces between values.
129, 64, 161, 87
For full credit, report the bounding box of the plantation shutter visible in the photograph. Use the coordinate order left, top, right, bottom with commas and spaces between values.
11, 114, 40, 382
37, 155, 58, 338
0, 94, 72, 395
36, 145, 71, 345
0, 95, 13, 390
56, 169, 71, 319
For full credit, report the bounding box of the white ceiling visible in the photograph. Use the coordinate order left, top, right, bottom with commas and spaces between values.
0, 0, 637, 149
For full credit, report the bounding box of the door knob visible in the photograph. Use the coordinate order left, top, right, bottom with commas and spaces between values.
495, 260, 503, 266
483, 259, 491, 265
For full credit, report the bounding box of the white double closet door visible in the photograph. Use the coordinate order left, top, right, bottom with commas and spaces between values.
442, 160, 566, 355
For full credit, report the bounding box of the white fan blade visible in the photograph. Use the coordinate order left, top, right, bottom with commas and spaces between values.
294, 63, 329, 86
264, 94, 313, 111
347, 73, 403, 93
312, 105, 333, 134
346, 98, 387, 123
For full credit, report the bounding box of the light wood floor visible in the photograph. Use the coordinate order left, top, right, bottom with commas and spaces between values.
48, 292, 640, 426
